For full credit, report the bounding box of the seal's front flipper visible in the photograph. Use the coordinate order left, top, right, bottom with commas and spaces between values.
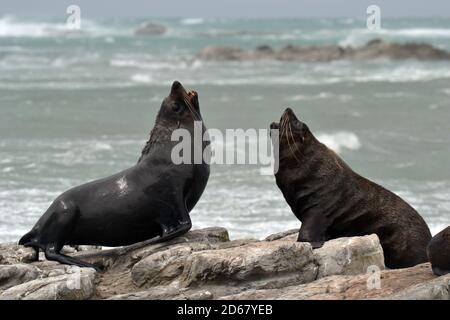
45, 246, 101, 272
432, 267, 450, 276
297, 216, 327, 246
310, 241, 325, 249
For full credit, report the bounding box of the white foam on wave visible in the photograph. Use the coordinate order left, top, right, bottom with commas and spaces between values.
286, 92, 353, 102
385, 28, 450, 38
354, 66, 450, 83
3, 61, 450, 90
340, 28, 450, 47
110, 54, 194, 71
0, 15, 124, 38
180, 18, 204, 25
131, 73, 152, 84
316, 132, 361, 153
0, 15, 62, 37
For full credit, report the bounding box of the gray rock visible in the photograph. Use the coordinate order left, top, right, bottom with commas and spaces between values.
61, 245, 102, 255
131, 243, 211, 287
197, 39, 450, 62
107, 287, 214, 300
1, 228, 445, 300
265, 229, 298, 241
0, 243, 37, 265
135, 23, 167, 36
196, 46, 246, 61
180, 240, 317, 288
0, 266, 96, 300
384, 274, 450, 300
73, 227, 230, 272
0, 264, 41, 290
314, 234, 385, 278
221, 263, 439, 300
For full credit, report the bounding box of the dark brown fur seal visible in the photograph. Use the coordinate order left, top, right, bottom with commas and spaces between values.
271, 108, 432, 269
19, 81, 210, 270
427, 226, 450, 275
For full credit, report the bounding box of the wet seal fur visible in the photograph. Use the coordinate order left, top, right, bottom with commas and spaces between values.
427, 226, 450, 275
271, 108, 432, 269
19, 81, 210, 270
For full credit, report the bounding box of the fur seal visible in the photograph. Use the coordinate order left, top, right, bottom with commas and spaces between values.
427, 226, 450, 275
19, 81, 210, 270
271, 108, 432, 269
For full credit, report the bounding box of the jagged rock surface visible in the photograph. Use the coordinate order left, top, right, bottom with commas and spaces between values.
0, 227, 447, 300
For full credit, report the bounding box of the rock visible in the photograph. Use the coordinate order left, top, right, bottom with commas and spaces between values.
180, 240, 317, 288
0, 243, 37, 265
0, 227, 446, 300
0, 264, 41, 290
75, 245, 102, 252
120, 233, 383, 299
264, 229, 298, 241
314, 234, 385, 278
135, 23, 167, 36
197, 39, 450, 62
108, 288, 214, 300
383, 274, 450, 300
82, 227, 230, 272
107, 285, 183, 300
0, 266, 96, 300
61, 246, 77, 254
196, 46, 247, 61
220, 263, 438, 300
61, 245, 102, 255
131, 243, 212, 287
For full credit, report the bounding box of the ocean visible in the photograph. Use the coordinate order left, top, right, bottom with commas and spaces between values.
0, 15, 450, 242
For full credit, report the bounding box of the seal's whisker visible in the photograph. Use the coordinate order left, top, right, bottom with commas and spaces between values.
183, 93, 201, 121
183, 98, 198, 121
288, 122, 301, 154
184, 98, 201, 121
280, 115, 288, 139
287, 121, 302, 164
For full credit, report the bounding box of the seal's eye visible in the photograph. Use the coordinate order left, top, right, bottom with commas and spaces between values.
294, 120, 302, 128
172, 103, 183, 113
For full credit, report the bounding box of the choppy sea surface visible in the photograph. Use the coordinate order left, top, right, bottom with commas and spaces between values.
1, 16, 450, 242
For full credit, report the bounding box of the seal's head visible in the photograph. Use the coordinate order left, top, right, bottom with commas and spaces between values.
157, 81, 202, 130
138, 81, 205, 162
271, 108, 317, 164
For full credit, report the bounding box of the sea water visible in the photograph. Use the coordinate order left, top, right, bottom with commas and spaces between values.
1, 16, 450, 241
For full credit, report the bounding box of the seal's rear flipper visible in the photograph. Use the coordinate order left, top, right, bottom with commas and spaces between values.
432, 267, 450, 276
45, 247, 101, 272
18, 230, 40, 261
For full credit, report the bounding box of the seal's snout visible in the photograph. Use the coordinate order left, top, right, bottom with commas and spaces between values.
284, 107, 297, 119
281, 108, 301, 125
187, 90, 199, 108
270, 122, 279, 130
187, 90, 198, 99
170, 80, 186, 97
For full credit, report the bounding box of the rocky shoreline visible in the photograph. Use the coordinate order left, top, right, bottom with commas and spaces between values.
0, 227, 449, 300
196, 39, 450, 62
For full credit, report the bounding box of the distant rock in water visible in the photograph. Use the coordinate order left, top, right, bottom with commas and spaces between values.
197, 39, 450, 62
134, 23, 167, 36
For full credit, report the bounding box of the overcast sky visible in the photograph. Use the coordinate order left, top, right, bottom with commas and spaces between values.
1, 0, 450, 19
